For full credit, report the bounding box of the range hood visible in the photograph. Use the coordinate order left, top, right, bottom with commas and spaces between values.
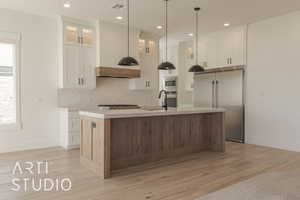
96, 66, 141, 79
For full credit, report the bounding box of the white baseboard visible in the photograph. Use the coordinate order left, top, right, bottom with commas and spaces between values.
62, 144, 80, 151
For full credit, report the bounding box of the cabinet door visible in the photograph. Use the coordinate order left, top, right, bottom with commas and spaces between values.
64, 24, 80, 45
130, 39, 158, 91
205, 36, 217, 68
193, 73, 216, 107
143, 40, 158, 89
80, 27, 95, 47
64, 45, 81, 88
80, 46, 96, 89
129, 79, 149, 90
138, 39, 146, 56
231, 27, 245, 66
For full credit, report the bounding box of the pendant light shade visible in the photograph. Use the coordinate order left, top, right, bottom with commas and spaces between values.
188, 7, 204, 73
119, 56, 139, 66
158, 61, 176, 70
118, 0, 139, 66
158, 0, 175, 70
189, 64, 204, 72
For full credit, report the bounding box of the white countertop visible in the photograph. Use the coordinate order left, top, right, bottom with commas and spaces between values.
79, 107, 226, 119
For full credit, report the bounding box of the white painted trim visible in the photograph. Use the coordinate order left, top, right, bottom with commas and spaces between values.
0, 31, 22, 131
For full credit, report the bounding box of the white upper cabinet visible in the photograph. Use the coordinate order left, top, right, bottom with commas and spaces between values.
130, 38, 159, 90
63, 23, 95, 46
80, 46, 96, 89
81, 28, 94, 46
216, 30, 232, 67
199, 25, 247, 69
63, 45, 81, 88
59, 18, 96, 89
216, 26, 246, 67
64, 24, 80, 45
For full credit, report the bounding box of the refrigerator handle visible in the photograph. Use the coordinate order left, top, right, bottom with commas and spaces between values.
212, 80, 215, 108
215, 80, 219, 108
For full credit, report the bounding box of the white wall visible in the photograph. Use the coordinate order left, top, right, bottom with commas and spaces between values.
246, 11, 300, 152
0, 9, 59, 153
99, 21, 140, 68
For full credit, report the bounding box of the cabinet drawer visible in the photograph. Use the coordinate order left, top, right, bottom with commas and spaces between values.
69, 118, 80, 132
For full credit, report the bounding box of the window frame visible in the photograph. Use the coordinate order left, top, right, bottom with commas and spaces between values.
0, 32, 22, 131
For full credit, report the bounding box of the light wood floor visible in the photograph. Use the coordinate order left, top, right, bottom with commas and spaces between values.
1, 142, 300, 200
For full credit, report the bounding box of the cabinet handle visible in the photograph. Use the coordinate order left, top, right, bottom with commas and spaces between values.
78, 37, 81, 44
227, 58, 229, 65
78, 78, 81, 85
215, 80, 219, 108
92, 122, 96, 128
148, 81, 150, 88
212, 80, 215, 108
230, 57, 232, 65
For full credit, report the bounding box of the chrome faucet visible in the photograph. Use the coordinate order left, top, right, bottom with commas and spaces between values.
158, 90, 168, 111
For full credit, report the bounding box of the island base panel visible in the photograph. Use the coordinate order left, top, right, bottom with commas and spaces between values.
80, 117, 111, 179
80, 112, 225, 178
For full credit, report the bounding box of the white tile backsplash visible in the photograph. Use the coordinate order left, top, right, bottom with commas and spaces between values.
58, 78, 159, 108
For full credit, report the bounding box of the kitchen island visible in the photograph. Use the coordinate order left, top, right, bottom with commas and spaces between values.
79, 107, 226, 179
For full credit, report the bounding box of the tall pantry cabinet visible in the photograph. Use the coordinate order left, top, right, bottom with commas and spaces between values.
58, 17, 97, 150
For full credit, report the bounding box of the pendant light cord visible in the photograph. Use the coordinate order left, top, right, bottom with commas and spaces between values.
128, 0, 130, 57
196, 9, 199, 65
165, 0, 168, 62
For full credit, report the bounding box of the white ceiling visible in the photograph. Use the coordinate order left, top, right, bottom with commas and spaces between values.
1, 0, 300, 42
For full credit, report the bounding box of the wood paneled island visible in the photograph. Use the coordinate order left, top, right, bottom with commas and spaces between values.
79, 107, 226, 179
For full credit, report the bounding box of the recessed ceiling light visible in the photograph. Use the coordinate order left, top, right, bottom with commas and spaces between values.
156, 25, 163, 29
116, 16, 123, 20
64, 3, 71, 8
188, 33, 194, 37
224, 23, 230, 27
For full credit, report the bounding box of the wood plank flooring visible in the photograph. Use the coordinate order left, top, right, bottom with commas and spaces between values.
1, 142, 300, 200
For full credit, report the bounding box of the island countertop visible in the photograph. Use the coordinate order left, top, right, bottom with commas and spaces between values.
79, 107, 226, 119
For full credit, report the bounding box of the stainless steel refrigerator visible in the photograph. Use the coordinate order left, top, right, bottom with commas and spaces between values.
193, 70, 245, 143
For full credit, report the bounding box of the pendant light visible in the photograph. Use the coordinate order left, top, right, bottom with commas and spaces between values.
118, 0, 139, 66
158, 0, 176, 70
189, 7, 204, 72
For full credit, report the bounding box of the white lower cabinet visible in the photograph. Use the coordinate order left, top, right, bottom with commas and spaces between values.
60, 109, 80, 150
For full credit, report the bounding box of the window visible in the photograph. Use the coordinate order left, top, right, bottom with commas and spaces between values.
0, 32, 20, 130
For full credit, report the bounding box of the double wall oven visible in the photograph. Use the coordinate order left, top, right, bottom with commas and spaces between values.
162, 76, 178, 107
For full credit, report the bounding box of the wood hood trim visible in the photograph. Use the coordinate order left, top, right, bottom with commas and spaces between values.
195, 65, 245, 75
96, 66, 141, 79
